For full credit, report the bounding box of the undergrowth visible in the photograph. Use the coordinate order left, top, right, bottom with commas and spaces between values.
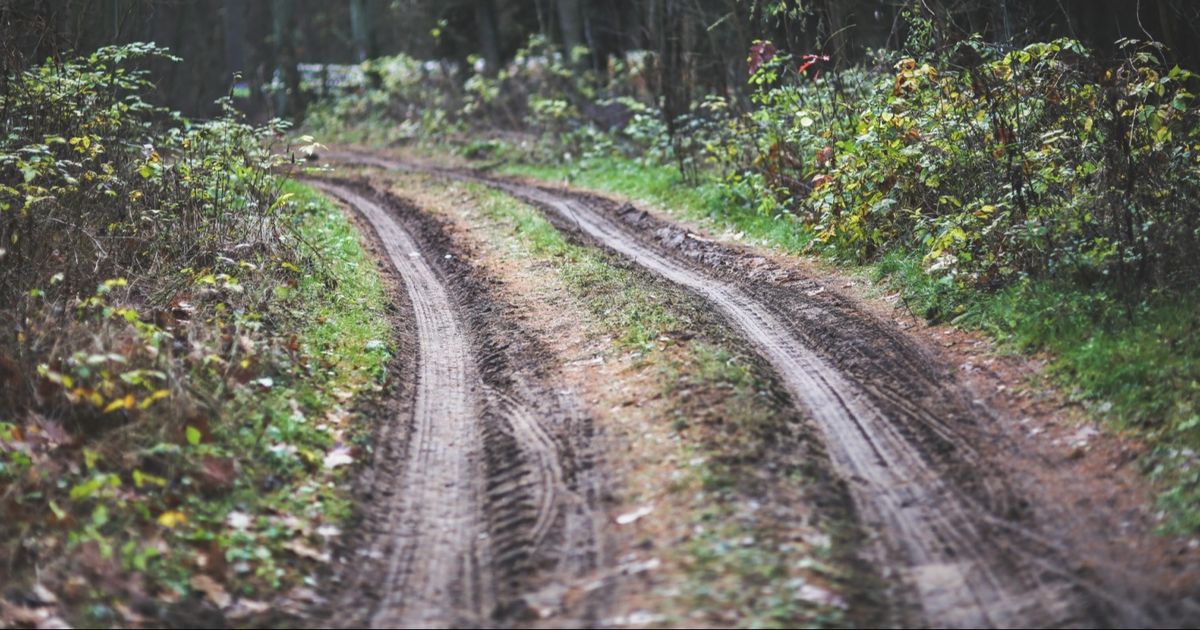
0, 45, 391, 624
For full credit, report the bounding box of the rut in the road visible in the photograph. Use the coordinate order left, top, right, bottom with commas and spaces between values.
311, 181, 608, 628
476, 182, 1196, 629
325, 152, 1188, 628
478, 180, 1083, 628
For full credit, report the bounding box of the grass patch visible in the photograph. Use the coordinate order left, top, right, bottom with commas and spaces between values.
874, 249, 1200, 532
500, 156, 814, 253
473, 182, 678, 352
666, 346, 849, 628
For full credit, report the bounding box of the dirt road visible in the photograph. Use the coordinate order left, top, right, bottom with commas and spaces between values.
316, 153, 1200, 628
311, 181, 609, 627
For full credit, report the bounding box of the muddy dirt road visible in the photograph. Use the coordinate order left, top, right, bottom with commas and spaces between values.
311, 181, 609, 627
318, 150, 1200, 628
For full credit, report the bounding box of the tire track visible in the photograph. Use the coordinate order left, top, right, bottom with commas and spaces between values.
490, 185, 1073, 628
324, 152, 1161, 627
311, 181, 609, 627
312, 181, 491, 627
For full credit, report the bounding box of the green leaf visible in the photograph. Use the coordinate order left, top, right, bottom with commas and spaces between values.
92, 504, 109, 527
186, 425, 202, 446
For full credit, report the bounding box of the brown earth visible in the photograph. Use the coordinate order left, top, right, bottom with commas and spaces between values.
309, 180, 612, 627
384, 172, 879, 627
315, 150, 1200, 628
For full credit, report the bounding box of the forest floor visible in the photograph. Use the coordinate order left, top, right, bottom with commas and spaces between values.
303, 148, 1200, 628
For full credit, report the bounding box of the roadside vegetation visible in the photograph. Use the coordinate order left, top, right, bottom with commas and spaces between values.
0, 45, 391, 625
303, 12, 1200, 530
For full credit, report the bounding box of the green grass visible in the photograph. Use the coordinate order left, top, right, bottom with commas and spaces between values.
144, 179, 394, 608
138, 180, 394, 607
665, 345, 849, 628
472, 182, 679, 352
874, 250, 1200, 531
501, 157, 814, 253
496, 152, 1200, 535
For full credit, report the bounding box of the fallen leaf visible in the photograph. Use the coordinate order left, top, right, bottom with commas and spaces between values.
283, 539, 330, 563
226, 599, 270, 620
114, 601, 147, 625
157, 510, 187, 528
189, 574, 231, 609
198, 455, 236, 492
227, 510, 252, 530
794, 581, 845, 608
30, 584, 57, 605
615, 505, 653, 525
323, 445, 354, 469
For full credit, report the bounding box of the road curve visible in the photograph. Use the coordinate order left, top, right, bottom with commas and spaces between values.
477, 180, 1078, 628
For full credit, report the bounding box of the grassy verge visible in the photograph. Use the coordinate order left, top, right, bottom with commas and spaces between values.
495, 153, 1200, 534
449, 180, 852, 627
501, 158, 813, 253
0, 181, 392, 625
874, 251, 1200, 531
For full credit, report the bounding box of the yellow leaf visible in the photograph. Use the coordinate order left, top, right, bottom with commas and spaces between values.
138, 389, 170, 410
103, 398, 125, 413
158, 511, 187, 528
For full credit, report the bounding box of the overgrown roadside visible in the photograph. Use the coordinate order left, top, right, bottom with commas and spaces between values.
0, 45, 394, 626
377, 169, 874, 628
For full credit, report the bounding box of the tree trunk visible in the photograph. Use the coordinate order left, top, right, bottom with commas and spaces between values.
271, 0, 303, 119
475, 0, 501, 75
349, 0, 374, 62
556, 0, 585, 64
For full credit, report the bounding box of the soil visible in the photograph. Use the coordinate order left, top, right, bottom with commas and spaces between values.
388, 173, 880, 627
309, 180, 612, 627
316, 151, 1200, 628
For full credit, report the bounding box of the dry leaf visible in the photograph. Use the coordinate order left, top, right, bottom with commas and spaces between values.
615, 505, 653, 525
323, 445, 354, 469
198, 455, 236, 492
226, 599, 271, 620
226, 510, 252, 530
283, 539, 330, 563
189, 574, 231, 609
157, 510, 187, 528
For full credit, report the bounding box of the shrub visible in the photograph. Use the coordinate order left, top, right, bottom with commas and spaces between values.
727, 34, 1200, 296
